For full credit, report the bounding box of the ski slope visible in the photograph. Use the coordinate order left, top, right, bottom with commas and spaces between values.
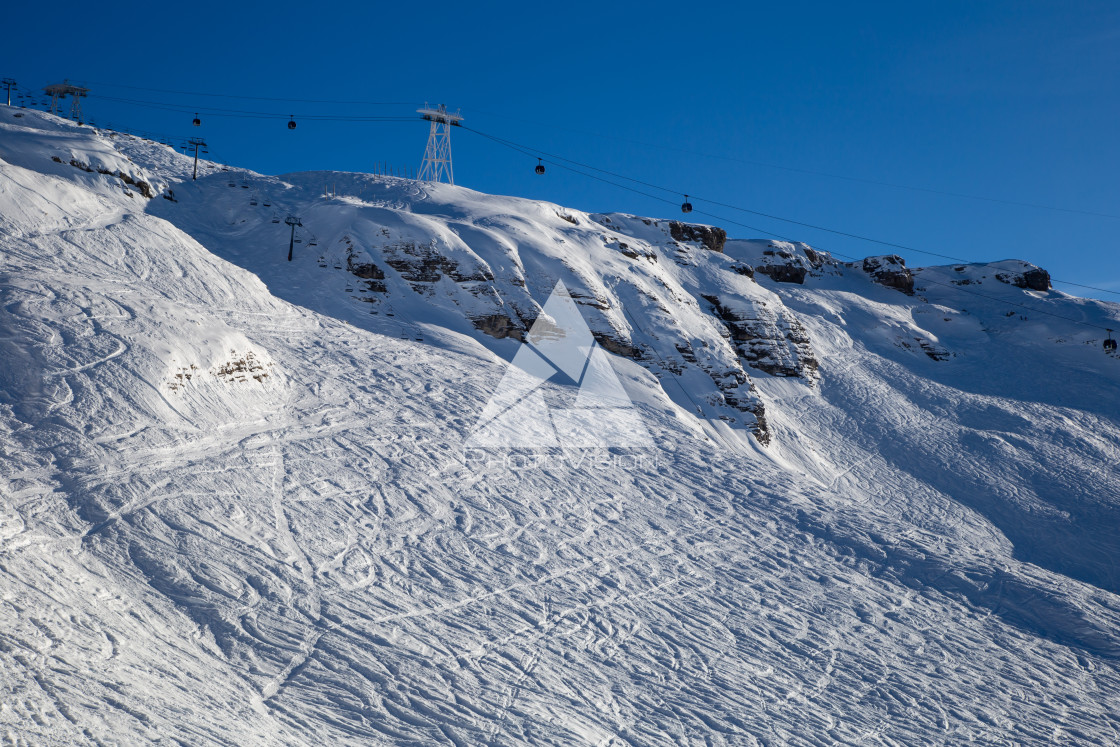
1, 108, 1119, 745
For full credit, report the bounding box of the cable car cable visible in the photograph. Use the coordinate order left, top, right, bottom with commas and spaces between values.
468, 129, 1114, 333
466, 107, 1120, 222
74, 79, 419, 106
463, 125, 1120, 300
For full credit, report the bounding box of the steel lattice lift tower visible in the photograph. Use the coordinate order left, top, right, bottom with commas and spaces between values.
44, 80, 88, 123
416, 104, 462, 184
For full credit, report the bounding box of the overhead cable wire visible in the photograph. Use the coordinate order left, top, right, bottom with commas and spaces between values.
469, 107, 1120, 221
77, 80, 418, 106
467, 127, 1114, 333
462, 125, 1120, 301
92, 94, 414, 121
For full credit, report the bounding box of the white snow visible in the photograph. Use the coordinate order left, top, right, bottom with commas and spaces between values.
1, 107, 1119, 745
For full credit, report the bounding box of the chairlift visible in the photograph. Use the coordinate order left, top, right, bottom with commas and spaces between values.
271, 214, 280, 223
287, 115, 297, 130
263, 199, 271, 207
250, 195, 258, 206
681, 195, 693, 214
535, 158, 545, 175
1106, 329, 1117, 352
192, 112, 201, 127
308, 236, 318, 247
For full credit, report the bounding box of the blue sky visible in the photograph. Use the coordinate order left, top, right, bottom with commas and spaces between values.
6, 1, 1119, 298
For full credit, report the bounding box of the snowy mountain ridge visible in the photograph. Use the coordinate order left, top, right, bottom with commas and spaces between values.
2, 108, 1120, 745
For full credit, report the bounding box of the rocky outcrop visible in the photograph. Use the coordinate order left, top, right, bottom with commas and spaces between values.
54, 156, 155, 198
471, 313, 525, 341
756, 264, 807, 284
382, 240, 494, 286
669, 221, 727, 253
592, 331, 643, 360
749, 242, 828, 285
861, 255, 914, 294
114, 170, 155, 199
706, 368, 770, 445
702, 294, 819, 382
996, 265, 1051, 291
348, 259, 387, 293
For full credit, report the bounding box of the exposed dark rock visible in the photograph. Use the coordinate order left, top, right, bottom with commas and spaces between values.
62, 157, 157, 198
568, 291, 611, 311
382, 241, 494, 286
706, 368, 769, 445
1022, 268, 1051, 291
752, 406, 770, 445
616, 241, 655, 261
592, 331, 643, 360
111, 169, 155, 198
917, 338, 950, 361
471, 313, 525, 341
348, 261, 385, 280
755, 264, 807, 285
668, 221, 727, 253
996, 267, 1051, 291
745, 242, 832, 285
861, 255, 914, 294
731, 263, 755, 279
702, 294, 819, 381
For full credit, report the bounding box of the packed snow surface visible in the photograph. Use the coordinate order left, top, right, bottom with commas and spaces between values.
1, 108, 1119, 745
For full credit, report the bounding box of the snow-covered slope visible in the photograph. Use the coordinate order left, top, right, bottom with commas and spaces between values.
2, 108, 1120, 745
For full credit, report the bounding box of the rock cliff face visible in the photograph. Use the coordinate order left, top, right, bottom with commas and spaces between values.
668, 220, 727, 253
860, 255, 915, 294
381, 239, 494, 287
724, 240, 831, 285
995, 263, 1052, 291
703, 294, 820, 382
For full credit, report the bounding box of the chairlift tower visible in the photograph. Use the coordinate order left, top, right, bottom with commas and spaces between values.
44, 80, 88, 122
2, 79, 16, 107
416, 104, 462, 185
285, 215, 303, 262
188, 137, 208, 180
